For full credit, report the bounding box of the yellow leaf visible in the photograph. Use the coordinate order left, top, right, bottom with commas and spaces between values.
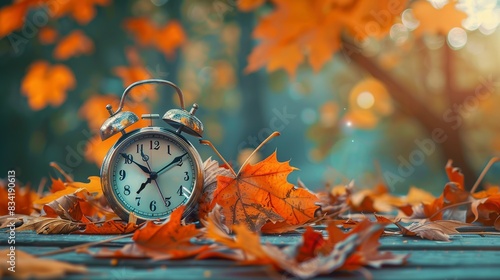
0, 249, 86, 278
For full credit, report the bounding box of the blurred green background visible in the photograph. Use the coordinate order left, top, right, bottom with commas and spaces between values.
1, 0, 500, 195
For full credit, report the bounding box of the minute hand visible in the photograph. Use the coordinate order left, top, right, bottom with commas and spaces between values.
156, 153, 188, 175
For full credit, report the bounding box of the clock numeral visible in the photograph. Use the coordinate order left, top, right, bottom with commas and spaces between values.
178, 186, 191, 198
119, 170, 126, 181
164, 197, 171, 207
123, 185, 131, 196
150, 140, 160, 150
183, 172, 189, 181
123, 154, 133, 164
150, 200, 157, 212
135, 197, 141, 206
136, 144, 143, 154
167, 145, 171, 155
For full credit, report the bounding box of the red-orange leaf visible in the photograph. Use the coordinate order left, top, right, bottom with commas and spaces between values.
0, 181, 37, 215
79, 216, 138, 235
0, 1, 32, 38
211, 151, 319, 232
132, 205, 207, 259
21, 61, 76, 110
51, 0, 111, 25
124, 18, 186, 58
54, 30, 94, 60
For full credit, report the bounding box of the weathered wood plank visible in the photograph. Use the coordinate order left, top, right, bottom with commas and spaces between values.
3, 230, 500, 279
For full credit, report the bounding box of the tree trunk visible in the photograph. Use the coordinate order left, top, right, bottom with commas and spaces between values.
347, 49, 477, 189
236, 13, 266, 150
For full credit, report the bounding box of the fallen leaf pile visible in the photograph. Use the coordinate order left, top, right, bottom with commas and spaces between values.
0, 167, 137, 235
2, 136, 500, 278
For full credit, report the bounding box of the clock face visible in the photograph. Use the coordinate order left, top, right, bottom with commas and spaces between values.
103, 128, 202, 220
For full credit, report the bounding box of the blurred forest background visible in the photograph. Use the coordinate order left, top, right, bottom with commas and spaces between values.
1, 0, 500, 195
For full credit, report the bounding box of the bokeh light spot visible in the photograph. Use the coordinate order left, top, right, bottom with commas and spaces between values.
356, 91, 375, 109
447, 27, 467, 49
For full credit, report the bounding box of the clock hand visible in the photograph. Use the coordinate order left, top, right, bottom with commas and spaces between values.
151, 178, 169, 208
140, 145, 150, 162
119, 153, 150, 174
136, 176, 153, 194
156, 153, 188, 176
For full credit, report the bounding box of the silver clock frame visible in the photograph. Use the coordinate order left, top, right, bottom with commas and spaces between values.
100, 126, 204, 222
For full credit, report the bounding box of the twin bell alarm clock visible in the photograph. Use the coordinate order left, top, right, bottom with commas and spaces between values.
99, 79, 204, 222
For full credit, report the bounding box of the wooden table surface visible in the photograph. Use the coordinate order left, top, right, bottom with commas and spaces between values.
2, 228, 500, 279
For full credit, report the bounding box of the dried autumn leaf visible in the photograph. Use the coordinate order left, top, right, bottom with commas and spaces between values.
401, 220, 470, 241
43, 194, 83, 221
16, 217, 81, 234
95, 206, 207, 260
211, 151, 319, 232
470, 194, 500, 226
0, 249, 87, 278
34, 176, 102, 205
0, 180, 37, 215
54, 30, 94, 60
79, 216, 138, 234
21, 61, 76, 110
197, 158, 234, 221
133, 205, 207, 259
411, 0, 467, 37
207, 222, 274, 265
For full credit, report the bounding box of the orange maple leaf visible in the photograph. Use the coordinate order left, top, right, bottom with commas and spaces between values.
124, 18, 186, 58
0, 180, 37, 215
21, 61, 76, 110
113, 48, 158, 102
34, 176, 102, 205
204, 221, 274, 265
79, 216, 138, 234
211, 151, 319, 232
244, 0, 406, 76
94, 206, 208, 259
0, 1, 36, 38
411, 0, 467, 37
51, 0, 111, 25
54, 30, 94, 60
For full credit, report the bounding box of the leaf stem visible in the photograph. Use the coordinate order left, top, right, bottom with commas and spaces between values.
428, 200, 472, 220
200, 140, 237, 176
238, 131, 280, 175
35, 233, 133, 257
50, 162, 74, 183
470, 157, 500, 194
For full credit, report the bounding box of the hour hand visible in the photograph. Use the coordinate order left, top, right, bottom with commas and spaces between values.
136, 177, 152, 194
119, 153, 150, 174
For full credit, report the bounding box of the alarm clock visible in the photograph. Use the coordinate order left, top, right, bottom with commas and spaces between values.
99, 79, 204, 222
